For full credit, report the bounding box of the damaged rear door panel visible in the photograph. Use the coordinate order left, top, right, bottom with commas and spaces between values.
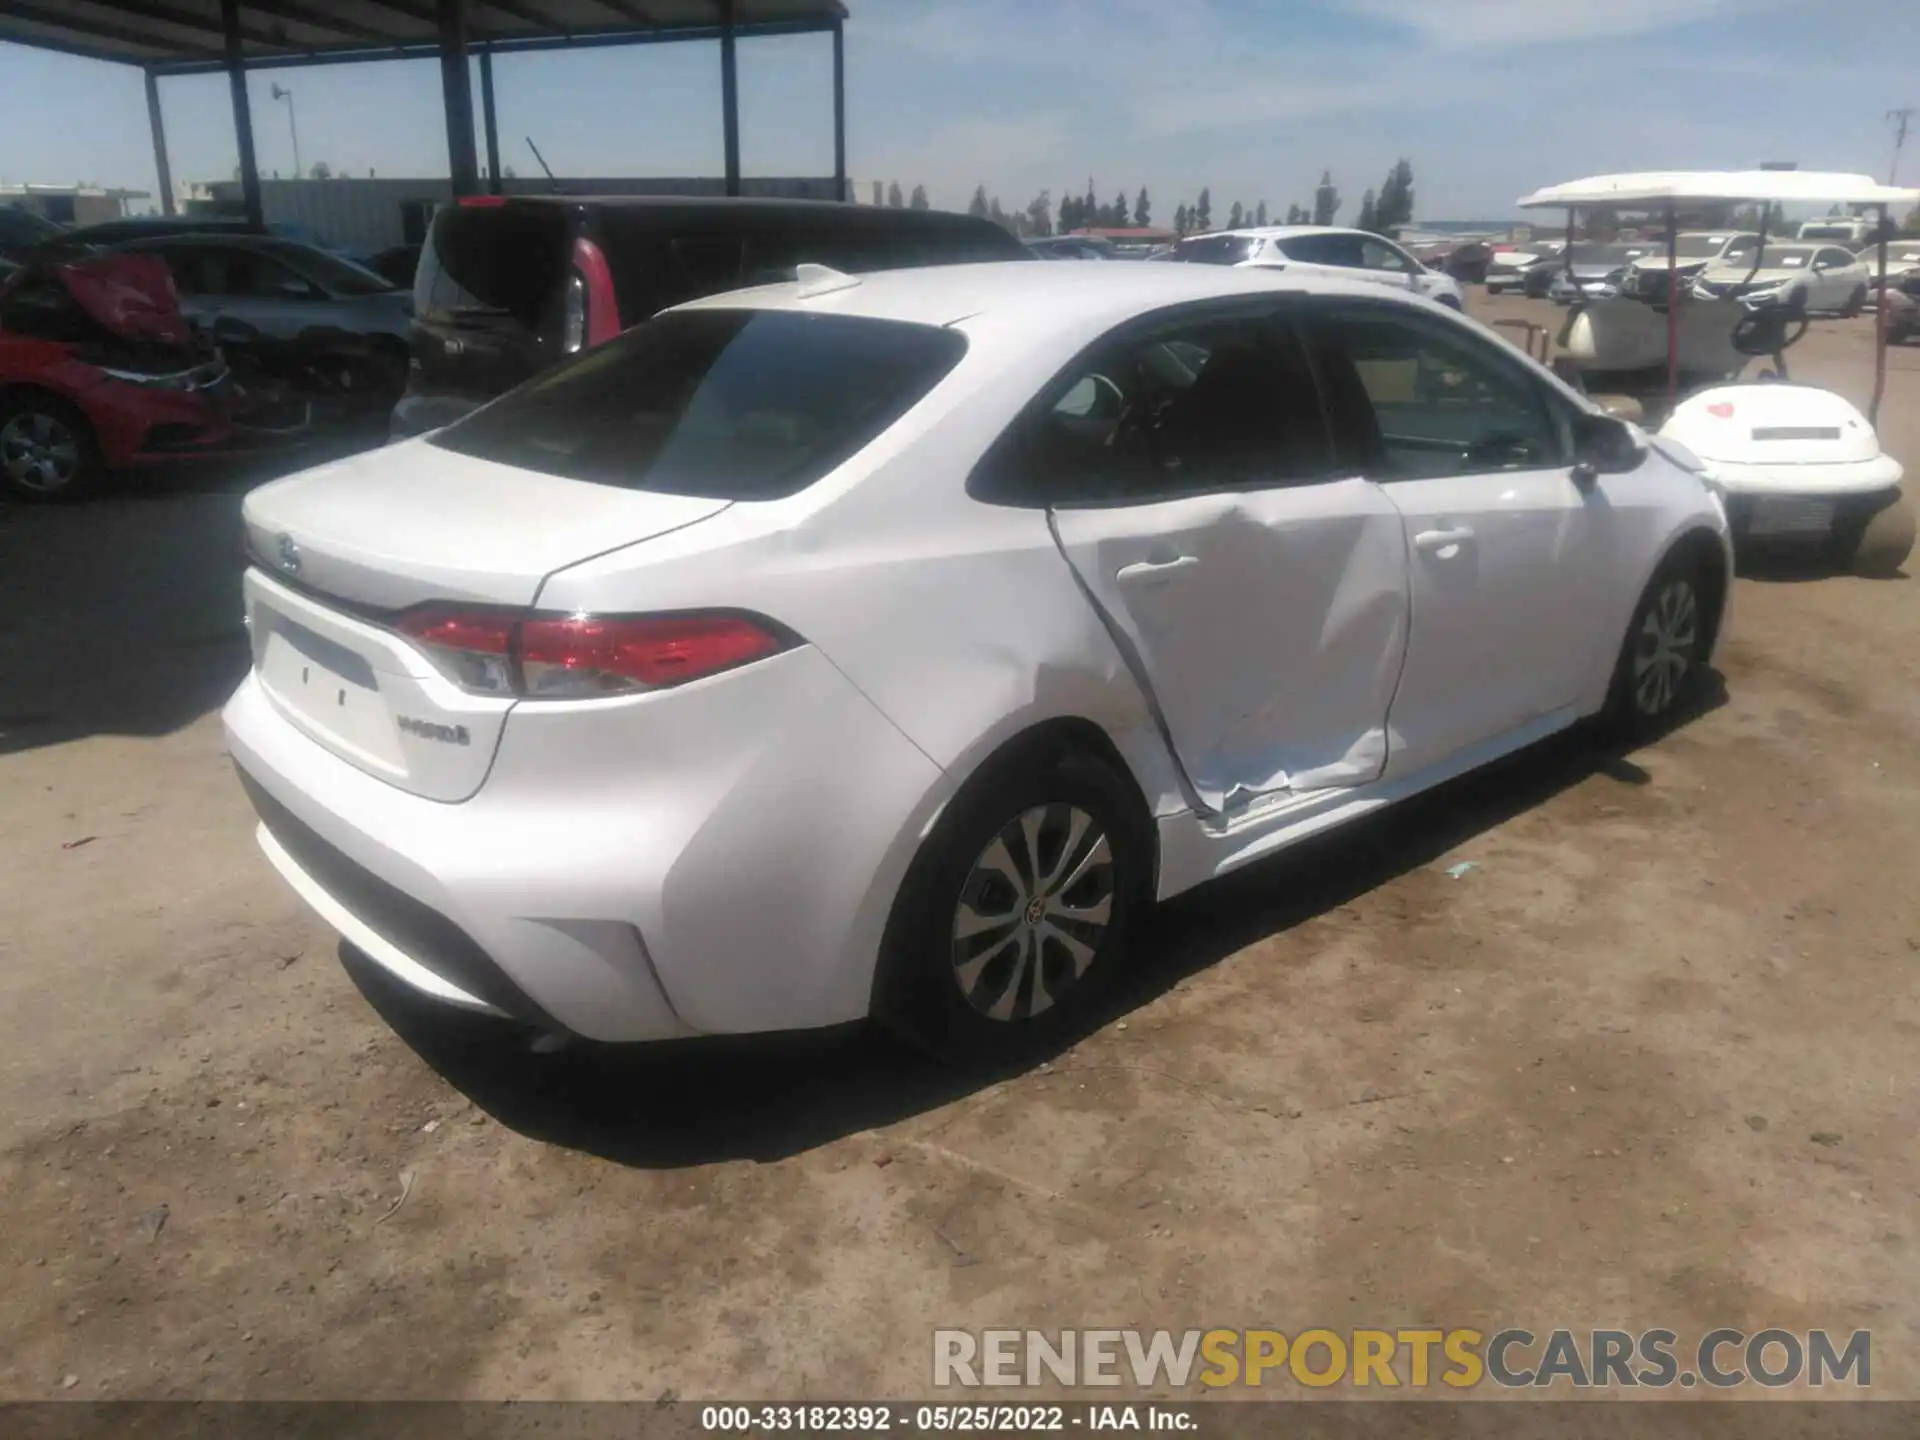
1029, 304, 1411, 813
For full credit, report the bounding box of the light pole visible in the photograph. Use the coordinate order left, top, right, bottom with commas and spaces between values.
270, 82, 301, 180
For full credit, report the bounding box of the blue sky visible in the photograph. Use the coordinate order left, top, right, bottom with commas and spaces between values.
1, 0, 1916, 223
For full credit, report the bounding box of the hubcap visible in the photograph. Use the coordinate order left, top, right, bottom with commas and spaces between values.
0, 411, 80, 493
1632, 579, 1698, 716
951, 803, 1114, 1022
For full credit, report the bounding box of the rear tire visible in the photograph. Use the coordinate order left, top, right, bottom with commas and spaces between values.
1605, 557, 1707, 742
874, 748, 1150, 1062
1842, 285, 1867, 319
0, 393, 103, 502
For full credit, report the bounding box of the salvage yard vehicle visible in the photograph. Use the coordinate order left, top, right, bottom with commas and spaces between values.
1691, 242, 1871, 316
226, 260, 1730, 1059
0, 251, 305, 500
95, 233, 415, 425
1545, 242, 1656, 304
1484, 239, 1565, 295
1166, 225, 1466, 308
394, 195, 1029, 440
1622, 230, 1759, 297
1517, 170, 1918, 571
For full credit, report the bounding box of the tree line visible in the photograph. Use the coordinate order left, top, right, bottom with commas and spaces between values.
870, 160, 1417, 241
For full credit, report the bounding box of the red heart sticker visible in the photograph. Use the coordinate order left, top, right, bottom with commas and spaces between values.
1706, 402, 1735, 418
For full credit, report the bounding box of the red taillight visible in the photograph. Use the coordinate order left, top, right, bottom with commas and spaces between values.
395, 606, 518, 695
458, 195, 510, 207
519, 614, 785, 696
394, 606, 789, 699
570, 236, 620, 348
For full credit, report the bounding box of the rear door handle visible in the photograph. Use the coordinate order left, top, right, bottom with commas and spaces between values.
1414, 526, 1475, 553
1116, 554, 1200, 585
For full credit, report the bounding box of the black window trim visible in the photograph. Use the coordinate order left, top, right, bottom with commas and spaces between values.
967, 294, 1347, 511
1298, 294, 1577, 481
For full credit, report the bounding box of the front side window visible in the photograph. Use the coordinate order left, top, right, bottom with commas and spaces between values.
981, 310, 1333, 505
430, 308, 966, 500
1305, 301, 1566, 479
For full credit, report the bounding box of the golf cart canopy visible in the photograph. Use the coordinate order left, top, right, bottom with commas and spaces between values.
1517, 171, 1919, 210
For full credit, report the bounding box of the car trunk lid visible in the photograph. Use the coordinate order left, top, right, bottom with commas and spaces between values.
242, 441, 731, 611
241, 445, 730, 800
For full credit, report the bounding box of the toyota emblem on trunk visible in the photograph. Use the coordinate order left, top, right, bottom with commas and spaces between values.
276, 533, 301, 573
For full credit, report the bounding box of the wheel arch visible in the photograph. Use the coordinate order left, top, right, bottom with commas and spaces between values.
866, 712, 1160, 1027
1665, 522, 1732, 660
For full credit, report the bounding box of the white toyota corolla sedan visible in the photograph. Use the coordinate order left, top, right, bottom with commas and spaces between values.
224, 261, 1732, 1056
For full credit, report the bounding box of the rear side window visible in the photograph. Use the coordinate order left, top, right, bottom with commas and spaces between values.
429, 308, 967, 500
415, 205, 567, 328
1169, 235, 1261, 265
1277, 233, 1365, 267
977, 310, 1333, 505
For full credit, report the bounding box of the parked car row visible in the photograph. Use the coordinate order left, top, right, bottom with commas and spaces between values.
1155, 225, 1467, 308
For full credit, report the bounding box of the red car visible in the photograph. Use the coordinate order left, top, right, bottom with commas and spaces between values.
0, 252, 303, 500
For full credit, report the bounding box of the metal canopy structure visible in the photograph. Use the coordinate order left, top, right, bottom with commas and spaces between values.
0, 0, 850, 222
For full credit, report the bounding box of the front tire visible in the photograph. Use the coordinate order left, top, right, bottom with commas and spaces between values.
0, 394, 102, 502
875, 748, 1149, 1061
1605, 558, 1707, 741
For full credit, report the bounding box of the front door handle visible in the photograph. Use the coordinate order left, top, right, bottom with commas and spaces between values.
1115, 554, 1200, 585
1414, 526, 1475, 553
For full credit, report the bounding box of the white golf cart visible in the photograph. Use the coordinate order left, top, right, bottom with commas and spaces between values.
1506, 171, 1919, 574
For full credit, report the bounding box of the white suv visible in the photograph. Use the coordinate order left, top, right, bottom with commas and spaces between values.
1166, 226, 1467, 309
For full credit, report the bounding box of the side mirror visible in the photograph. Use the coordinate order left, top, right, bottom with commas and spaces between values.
1570, 411, 1642, 482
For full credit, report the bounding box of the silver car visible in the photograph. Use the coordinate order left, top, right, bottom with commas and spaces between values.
108, 233, 412, 349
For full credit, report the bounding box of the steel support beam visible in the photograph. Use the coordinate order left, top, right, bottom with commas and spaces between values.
144, 69, 176, 215
437, 0, 482, 198
144, 19, 836, 76
221, 0, 264, 226
831, 17, 845, 200
719, 0, 740, 197
479, 44, 502, 193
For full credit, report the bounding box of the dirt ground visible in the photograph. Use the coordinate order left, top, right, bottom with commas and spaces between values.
3, 294, 1919, 1403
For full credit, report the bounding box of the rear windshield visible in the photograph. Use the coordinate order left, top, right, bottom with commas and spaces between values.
429, 308, 967, 500
415, 205, 567, 327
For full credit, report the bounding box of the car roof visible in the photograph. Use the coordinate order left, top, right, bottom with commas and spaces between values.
672, 258, 1415, 332
1198, 225, 1383, 242
482, 195, 997, 227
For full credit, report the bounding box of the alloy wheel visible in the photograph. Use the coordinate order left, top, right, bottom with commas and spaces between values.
950, 803, 1114, 1022
1632, 578, 1698, 717
0, 410, 81, 494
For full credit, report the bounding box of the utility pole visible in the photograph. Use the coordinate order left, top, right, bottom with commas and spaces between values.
271, 83, 301, 180
1890, 107, 1915, 186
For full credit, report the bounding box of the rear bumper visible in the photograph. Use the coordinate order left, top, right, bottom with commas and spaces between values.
222, 640, 945, 1043
1704, 453, 1903, 497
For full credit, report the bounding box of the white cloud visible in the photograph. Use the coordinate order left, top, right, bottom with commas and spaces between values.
1338, 0, 1796, 49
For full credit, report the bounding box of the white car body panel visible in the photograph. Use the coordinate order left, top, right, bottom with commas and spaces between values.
1050, 478, 1409, 807
224, 261, 1732, 1041
1697, 252, 1871, 311
1659, 385, 1904, 497
1378, 464, 1611, 777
